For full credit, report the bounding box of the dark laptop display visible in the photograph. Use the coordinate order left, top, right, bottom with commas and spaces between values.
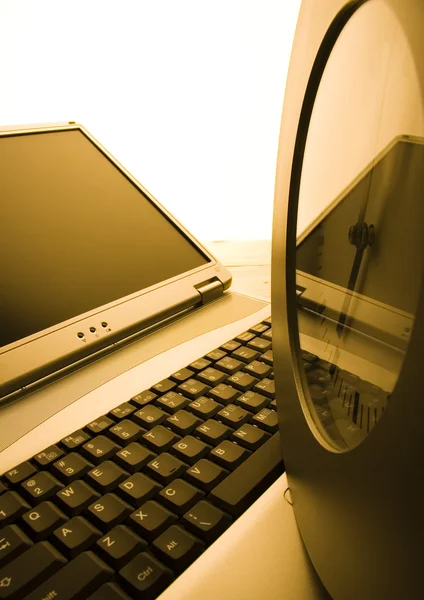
0, 130, 208, 348
0, 126, 232, 405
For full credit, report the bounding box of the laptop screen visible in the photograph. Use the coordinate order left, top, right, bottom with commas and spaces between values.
296, 137, 424, 317
0, 129, 209, 348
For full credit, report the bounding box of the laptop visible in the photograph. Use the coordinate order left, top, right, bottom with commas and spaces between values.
0, 122, 330, 599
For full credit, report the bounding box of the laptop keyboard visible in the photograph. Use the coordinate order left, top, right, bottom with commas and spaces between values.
0, 316, 285, 600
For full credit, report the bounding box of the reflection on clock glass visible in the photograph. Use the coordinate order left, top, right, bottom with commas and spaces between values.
295, 1, 424, 450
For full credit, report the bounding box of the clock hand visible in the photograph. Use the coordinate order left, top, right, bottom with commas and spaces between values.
336, 220, 375, 336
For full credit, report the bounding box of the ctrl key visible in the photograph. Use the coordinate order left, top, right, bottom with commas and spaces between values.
119, 552, 174, 600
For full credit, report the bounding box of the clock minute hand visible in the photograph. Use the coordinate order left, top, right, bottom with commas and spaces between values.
336, 221, 375, 336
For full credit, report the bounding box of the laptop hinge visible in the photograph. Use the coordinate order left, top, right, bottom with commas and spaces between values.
195, 277, 224, 304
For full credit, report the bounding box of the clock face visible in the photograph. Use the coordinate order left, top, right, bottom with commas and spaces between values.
294, 0, 424, 450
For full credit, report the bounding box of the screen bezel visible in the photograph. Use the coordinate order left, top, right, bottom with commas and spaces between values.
0, 123, 232, 403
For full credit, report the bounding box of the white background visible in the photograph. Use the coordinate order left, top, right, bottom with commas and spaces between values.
0, 0, 301, 242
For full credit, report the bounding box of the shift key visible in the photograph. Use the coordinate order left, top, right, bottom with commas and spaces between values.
26, 551, 113, 600
0, 541, 66, 599
208, 433, 283, 516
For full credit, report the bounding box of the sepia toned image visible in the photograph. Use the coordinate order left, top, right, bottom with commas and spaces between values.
1, 1, 423, 599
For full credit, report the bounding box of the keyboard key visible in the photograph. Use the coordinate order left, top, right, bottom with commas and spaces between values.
243, 337, 272, 352
26, 551, 113, 600
208, 383, 240, 405
216, 404, 251, 428
170, 368, 195, 383
82, 436, 120, 464
261, 328, 272, 341
61, 429, 91, 450
4, 462, 36, 486
118, 552, 173, 599
248, 322, 269, 335
118, 473, 161, 506
171, 436, 210, 464
215, 356, 243, 375
85, 416, 115, 435
21, 472, 63, 504
130, 390, 157, 408
151, 379, 176, 394
87, 493, 132, 531
22, 501, 67, 541
52, 453, 93, 483
0, 492, 30, 526
33, 445, 64, 468
53, 516, 101, 558
231, 346, 260, 363
195, 419, 232, 445
307, 368, 333, 385
152, 524, 204, 573
235, 390, 269, 413
155, 391, 189, 414
209, 433, 283, 516
262, 316, 272, 326
187, 396, 221, 419
247, 337, 272, 352
86, 462, 128, 493
205, 348, 227, 361
109, 402, 137, 421
189, 358, 212, 372
0, 542, 66, 599
184, 459, 227, 492
88, 581, 131, 599
235, 331, 256, 343
56, 481, 100, 516
107, 420, 143, 445
0, 525, 33, 567
128, 501, 177, 541
210, 440, 250, 470
182, 500, 231, 543
196, 367, 226, 385
0, 483, 7, 496
227, 371, 258, 392
165, 410, 202, 436
158, 479, 204, 515
177, 379, 210, 400
115, 443, 155, 473
142, 426, 180, 453
261, 349, 273, 365
220, 340, 241, 352
145, 453, 187, 486
133, 405, 167, 429
97, 525, 147, 569
244, 360, 272, 378
231, 423, 271, 451
253, 377, 275, 399
301, 350, 319, 363
252, 408, 279, 433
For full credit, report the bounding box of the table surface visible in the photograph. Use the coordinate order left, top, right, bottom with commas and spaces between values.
204, 240, 272, 301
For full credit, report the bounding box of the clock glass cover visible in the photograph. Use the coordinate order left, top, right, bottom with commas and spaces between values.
295, 0, 424, 450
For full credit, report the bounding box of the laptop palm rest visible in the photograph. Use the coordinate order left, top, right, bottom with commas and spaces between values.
0, 292, 267, 453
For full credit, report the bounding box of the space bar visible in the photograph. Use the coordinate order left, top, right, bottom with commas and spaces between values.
208, 433, 284, 516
